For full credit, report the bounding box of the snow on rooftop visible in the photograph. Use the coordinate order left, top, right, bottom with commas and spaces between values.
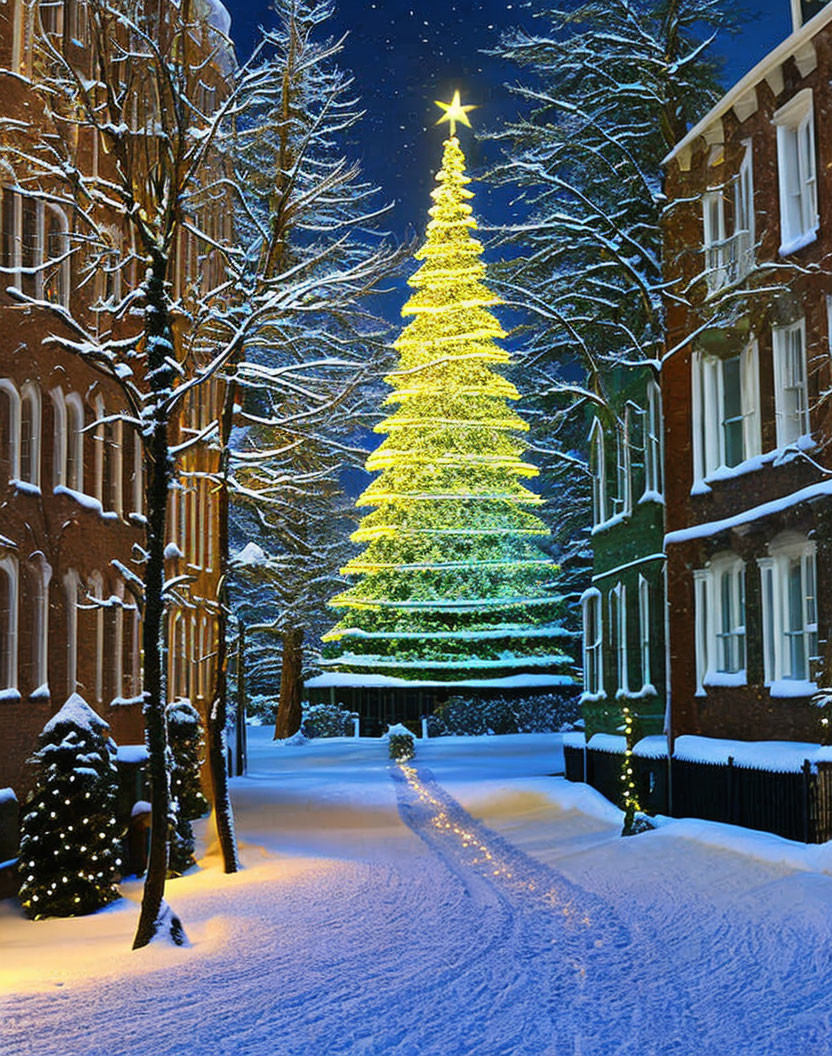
305, 673, 575, 690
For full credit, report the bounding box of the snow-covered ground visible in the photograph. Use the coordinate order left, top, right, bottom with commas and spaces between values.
3, 729, 832, 1055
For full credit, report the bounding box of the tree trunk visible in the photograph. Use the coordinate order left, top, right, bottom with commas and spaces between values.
133, 258, 175, 949
274, 627, 304, 740
206, 372, 240, 873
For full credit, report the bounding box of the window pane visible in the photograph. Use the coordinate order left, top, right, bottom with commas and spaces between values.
721, 356, 743, 466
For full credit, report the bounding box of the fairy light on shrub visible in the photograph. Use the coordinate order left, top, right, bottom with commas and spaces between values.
322, 97, 568, 683
620, 704, 642, 835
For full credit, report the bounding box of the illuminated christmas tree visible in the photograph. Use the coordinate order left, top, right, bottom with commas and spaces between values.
322, 95, 568, 684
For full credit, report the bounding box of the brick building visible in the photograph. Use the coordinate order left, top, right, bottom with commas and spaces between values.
0, 0, 230, 803
661, 0, 832, 748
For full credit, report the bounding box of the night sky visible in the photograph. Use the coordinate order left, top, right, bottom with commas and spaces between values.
224, 0, 792, 241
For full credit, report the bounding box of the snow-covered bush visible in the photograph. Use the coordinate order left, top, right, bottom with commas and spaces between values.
385, 725, 415, 762
166, 700, 210, 876
19, 695, 122, 918
245, 693, 278, 725
300, 702, 358, 739
427, 693, 580, 737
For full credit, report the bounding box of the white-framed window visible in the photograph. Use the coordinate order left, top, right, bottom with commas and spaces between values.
11, 0, 26, 75
643, 380, 663, 500
611, 410, 632, 518
93, 395, 105, 504
19, 381, 41, 487
732, 140, 755, 280
30, 554, 51, 692
65, 392, 84, 492
132, 429, 143, 515
611, 582, 628, 695
589, 418, 607, 528
43, 205, 69, 307
774, 89, 818, 254
703, 188, 727, 293
64, 569, 80, 695
39, 0, 64, 37
638, 574, 651, 690
759, 534, 818, 689
692, 341, 761, 484
0, 379, 21, 482
113, 582, 124, 701
88, 571, 104, 703
0, 555, 19, 692
693, 553, 747, 691
51, 387, 67, 488
581, 588, 603, 697
772, 320, 810, 449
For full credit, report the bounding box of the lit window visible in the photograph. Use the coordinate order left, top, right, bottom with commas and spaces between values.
774, 90, 818, 254
772, 320, 809, 449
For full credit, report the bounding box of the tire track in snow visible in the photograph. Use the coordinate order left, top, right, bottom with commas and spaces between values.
392, 763, 693, 1055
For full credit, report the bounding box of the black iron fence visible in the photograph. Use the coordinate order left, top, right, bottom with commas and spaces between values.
564, 744, 832, 844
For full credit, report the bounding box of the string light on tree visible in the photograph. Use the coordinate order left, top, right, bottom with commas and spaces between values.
322, 94, 568, 684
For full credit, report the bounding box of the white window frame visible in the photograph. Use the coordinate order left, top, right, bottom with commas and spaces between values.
691, 342, 761, 486
638, 574, 651, 691
612, 409, 632, 519
51, 387, 67, 489
611, 582, 628, 696
0, 379, 21, 481
589, 418, 606, 528
88, 571, 104, 703
132, 429, 143, 515
31, 554, 51, 692
694, 554, 747, 690
759, 535, 818, 689
64, 569, 79, 694
774, 89, 818, 255
643, 380, 663, 501
772, 319, 810, 450
581, 588, 604, 698
733, 140, 755, 280
703, 188, 727, 293
0, 554, 19, 692
65, 392, 84, 493
19, 381, 41, 488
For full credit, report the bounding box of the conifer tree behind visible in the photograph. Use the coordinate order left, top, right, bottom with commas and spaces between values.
167, 700, 210, 876
19, 696, 122, 919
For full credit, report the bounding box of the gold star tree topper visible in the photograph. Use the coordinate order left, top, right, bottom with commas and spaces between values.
434, 90, 476, 137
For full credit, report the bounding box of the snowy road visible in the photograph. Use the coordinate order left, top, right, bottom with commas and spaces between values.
4, 731, 832, 1055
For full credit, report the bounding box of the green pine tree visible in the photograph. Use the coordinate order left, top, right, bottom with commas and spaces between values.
322, 118, 568, 683
167, 699, 209, 876
19, 696, 122, 919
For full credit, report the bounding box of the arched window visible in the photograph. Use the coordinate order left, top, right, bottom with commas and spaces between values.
581, 588, 603, 698
65, 393, 85, 492
19, 382, 41, 487
88, 571, 104, 703
51, 387, 67, 488
64, 569, 80, 695
30, 554, 51, 692
0, 379, 21, 483
111, 582, 124, 702
643, 380, 663, 500
0, 555, 19, 693
93, 395, 104, 504
105, 417, 122, 514
43, 205, 69, 307
131, 429, 143, 515
588, 418, 606, 528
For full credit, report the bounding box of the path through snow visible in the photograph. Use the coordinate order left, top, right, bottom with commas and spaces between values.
3, 732, 832, 1055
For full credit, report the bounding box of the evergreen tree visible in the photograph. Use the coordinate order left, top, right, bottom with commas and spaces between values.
19, 696, 122, 919
323, 121, 568, 682
167, 700, 209, 877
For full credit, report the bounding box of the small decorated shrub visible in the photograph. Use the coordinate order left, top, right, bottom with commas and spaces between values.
19, 695, 122, 919
301, 702, 358, 739
386, 724, 415, 762
166, 699, 209, 876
